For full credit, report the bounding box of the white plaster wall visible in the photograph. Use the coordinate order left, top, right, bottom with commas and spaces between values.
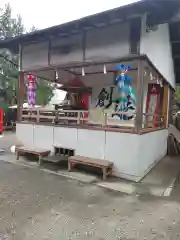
76, 129, 106, 159
33, 125, 54, 152
105, 129, 168, 181
53, 127, 78, 149
105, 131, 139, 178
166, 87, 170, 127
16, 123, 34, 147
135, 129, 168, 177
140, 15, 175, 88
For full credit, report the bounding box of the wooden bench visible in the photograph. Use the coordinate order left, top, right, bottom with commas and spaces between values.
15, 146, 50, 165
68, 155, 113, 180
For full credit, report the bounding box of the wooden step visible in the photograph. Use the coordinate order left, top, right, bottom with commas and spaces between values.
42, 155, 68, 163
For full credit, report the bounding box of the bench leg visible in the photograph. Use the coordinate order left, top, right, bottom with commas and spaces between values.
107, 167, 113, 177
38, 156, 43, 166
16, 151, 19, 160
68, 161, 72, 171
102, 167, 107, 181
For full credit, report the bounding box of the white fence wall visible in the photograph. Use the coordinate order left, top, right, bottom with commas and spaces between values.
16, 123, 167, 182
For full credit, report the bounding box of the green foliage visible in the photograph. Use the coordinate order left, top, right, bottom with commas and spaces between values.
36, 81, 54, 105
175, 85, 180, 101
0, 3, 24, 39
0, 3, 53, 107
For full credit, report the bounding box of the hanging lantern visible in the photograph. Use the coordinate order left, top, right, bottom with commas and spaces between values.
0, 69, 4, 75
159, 79, 163, 88
53, 69, 59, 88
156, 77, 159, 85
82, 67, 85, 76
152, 84, 156, 92
150, 72, 153, 81
55, 69, 59, 80
103, 65, 107, 74
153, 76, 156, 81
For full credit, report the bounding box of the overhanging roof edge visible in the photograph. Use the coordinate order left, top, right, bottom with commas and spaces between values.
0, 0, 179, 53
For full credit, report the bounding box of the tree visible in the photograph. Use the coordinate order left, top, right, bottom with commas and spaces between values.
0, 3, 24, 39
36, 80, 54, 105
0, 3, 53, 108
175, 85, 180, 101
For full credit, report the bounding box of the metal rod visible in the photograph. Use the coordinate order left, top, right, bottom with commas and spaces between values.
66, 68, 138, 76
82, 31, 86, 61
48, 38, 51, 65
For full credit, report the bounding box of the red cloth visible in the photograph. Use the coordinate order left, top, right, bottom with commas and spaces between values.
0, 109, 3, 134
82, 93, 89, 118
82, 93, 88, 109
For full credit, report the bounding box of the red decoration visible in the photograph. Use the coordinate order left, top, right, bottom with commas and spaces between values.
60, 77, 86, 91
0, 108, 3, 134
146, 84, 161, 127
25, 73, 36, 87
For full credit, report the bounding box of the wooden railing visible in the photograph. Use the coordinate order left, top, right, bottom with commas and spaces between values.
22, 109, 89, 125
21, 108, 165, 129
142, 113, 165, 128
21, 109, 137, 127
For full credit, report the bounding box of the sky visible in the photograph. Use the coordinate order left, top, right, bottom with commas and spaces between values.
1, 0, 138, 30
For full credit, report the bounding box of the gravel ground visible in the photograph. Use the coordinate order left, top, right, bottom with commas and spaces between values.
0, 132, 18, 152
0, 161, 179, 240
0, 132, 180, 239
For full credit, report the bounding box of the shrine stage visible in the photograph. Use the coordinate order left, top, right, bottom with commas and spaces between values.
16, 122, 168, 182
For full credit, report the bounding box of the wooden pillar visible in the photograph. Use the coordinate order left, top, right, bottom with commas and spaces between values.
162, 84, 169, 128
17, 44, 24, 122
135, 59, 144, 132
167, 88, 174, 125
17, 72, 24, 121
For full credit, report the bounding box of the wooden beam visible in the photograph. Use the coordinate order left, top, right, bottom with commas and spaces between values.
17, 44, 24, 121
135, 59, 144, 132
